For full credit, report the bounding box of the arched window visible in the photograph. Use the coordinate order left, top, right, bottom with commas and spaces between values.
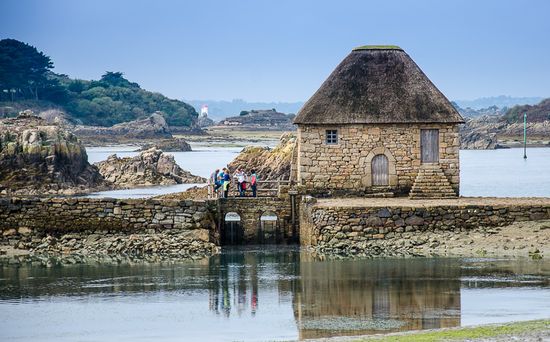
371, 154, 389, 186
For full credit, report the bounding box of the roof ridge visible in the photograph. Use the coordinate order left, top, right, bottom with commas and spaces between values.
353, 45, 402, 51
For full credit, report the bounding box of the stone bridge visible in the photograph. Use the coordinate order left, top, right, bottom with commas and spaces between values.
217, 195, 299, 245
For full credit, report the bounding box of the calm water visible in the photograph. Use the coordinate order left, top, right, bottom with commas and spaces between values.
86, 146, 550, 198
1, 248, 549, 341
460, 148, 550, 197
85, 144, 247, 198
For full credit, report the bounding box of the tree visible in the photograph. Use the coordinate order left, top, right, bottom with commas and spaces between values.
0, 39, 54, 100
100, 71, 140, 88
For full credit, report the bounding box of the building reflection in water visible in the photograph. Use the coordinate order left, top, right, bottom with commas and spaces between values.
293, 256, 461, 339
206, 249, 461, 339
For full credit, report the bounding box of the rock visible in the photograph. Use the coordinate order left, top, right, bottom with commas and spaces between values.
17, 227, 32, 236
228, 132, 296, 181
218, 109, 295, 130
365, 216, 383, 226
405, 215, 425, 226
95, 148, 206, 187
377, 208, 391, 218
72, 112, 173, 143
0, 112, 108, 195
138, 138, 192, 152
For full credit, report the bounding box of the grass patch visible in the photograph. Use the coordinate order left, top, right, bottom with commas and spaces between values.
353, 319, 549, 341
353, 45, 402, 51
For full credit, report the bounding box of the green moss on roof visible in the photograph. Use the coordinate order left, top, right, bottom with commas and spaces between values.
353, 45, 402, 51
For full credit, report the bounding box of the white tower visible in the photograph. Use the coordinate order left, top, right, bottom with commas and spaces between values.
200, 104, 209, 118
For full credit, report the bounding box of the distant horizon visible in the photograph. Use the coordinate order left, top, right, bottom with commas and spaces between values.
186, 95, 546, 104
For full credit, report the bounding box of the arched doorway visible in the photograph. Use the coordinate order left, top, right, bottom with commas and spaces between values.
223, 212, 243, 245
259, 212, 279, 244
371, 154, 389, 186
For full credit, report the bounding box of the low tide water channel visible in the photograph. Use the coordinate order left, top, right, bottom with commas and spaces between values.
1, 248, 549, 341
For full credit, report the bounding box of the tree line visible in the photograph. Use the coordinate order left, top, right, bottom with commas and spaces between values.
0, 39, 198, 126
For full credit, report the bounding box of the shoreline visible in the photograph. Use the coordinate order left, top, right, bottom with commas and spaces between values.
307, 319, 550, 342
2, 218, 549, 262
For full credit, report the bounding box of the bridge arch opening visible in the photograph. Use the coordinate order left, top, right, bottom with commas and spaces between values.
259, 211, 280, 244
223, 212, 244, 245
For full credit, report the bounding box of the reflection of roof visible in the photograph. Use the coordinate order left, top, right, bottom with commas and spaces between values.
294, 47, 464, 125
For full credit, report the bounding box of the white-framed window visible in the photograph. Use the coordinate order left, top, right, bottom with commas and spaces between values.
325, 129, 338, 145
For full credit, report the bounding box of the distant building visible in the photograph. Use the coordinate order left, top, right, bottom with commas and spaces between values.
200, 104, 209, 117
198, 104, 214, 128
293, 46, 464, 198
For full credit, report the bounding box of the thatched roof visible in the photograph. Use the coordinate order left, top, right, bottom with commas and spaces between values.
294, 46, 464, 125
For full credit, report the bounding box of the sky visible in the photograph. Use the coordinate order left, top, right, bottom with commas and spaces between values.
1, 0, 549, 102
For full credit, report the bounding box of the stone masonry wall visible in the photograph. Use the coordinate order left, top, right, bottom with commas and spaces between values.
219, 196, 297, 243
300, 200, 550, 255
296, 124, 460, 195
0, 197, 219, 258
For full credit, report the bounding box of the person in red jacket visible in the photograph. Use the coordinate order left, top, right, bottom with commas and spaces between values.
250, 170, 257, 197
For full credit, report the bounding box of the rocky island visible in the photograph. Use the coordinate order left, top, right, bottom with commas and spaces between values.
0, 111, 204, 195
0, 112, 107, 195
218, 109, 296, 131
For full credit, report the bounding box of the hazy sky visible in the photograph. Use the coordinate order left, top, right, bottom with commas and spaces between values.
1, 0, 549, 102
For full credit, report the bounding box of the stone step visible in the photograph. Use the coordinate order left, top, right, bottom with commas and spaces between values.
364, 192, 394, 198
410, 188, 456, 194
410, 163, 456, 199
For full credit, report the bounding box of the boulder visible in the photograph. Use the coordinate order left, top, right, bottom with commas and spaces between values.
95, 148, 206, 187
138, 138, 192, 152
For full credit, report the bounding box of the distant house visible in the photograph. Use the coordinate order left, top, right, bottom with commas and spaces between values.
292, 46, 464, 198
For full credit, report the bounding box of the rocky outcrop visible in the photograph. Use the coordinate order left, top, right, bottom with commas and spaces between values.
138, 138, 192, 152
197, 115, 215, 128
95, 148, 205, 187
219, 109, 296, 130
460, 115, 504, 149
0, 111, 107, 195
228, 133, 295, 180
73, 112, 172, 143
460, 114, 550, 149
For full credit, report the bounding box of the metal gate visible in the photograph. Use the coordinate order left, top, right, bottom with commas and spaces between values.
421, 129, 439, 163
371, 154, 389, 186
223, 212, 244, 245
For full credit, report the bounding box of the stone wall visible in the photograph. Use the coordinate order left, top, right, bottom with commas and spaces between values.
296, 123, 460, 195
300, 199, 550, 255
219, 196, 298, 243
0, 197, 219, 258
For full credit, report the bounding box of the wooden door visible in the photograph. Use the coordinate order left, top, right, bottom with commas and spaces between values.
371, 154, 389, 186
421, 129, 439, 163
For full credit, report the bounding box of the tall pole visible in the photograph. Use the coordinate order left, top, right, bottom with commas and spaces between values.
523, 113, 527, 159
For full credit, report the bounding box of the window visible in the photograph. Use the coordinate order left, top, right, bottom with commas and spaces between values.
325, 129, 338, 144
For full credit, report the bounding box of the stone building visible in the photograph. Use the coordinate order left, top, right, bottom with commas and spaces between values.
293, 46, 464, 198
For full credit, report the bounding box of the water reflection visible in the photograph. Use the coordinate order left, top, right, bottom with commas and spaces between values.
1, 249, 550, 341
293, 257, 461, 339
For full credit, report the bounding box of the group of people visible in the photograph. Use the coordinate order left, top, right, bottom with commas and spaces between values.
209, 168, 258, 198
